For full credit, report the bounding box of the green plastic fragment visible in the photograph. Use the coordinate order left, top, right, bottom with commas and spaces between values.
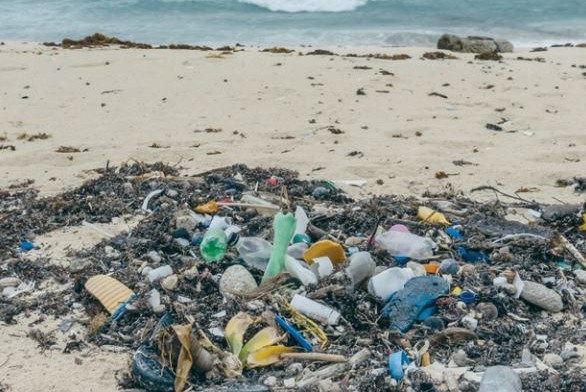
262, 212, 296, 282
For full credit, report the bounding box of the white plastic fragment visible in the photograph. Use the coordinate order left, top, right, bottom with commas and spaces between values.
141, 189, 164, 212
147, 265, 173, 283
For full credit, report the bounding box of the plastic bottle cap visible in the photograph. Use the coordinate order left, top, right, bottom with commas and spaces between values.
459, 291, 476, 304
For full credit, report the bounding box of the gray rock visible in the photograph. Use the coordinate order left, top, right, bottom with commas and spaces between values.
219, 265, 258, 296
477, 302, 498, 320
263, 376, 277, 387
520, 281, 563, 312
573, 269, 586, 285
560, 349, 581, 361
541, 204, 580, 221
495, 39, 514, 53
147, 250, 162, 264
0, 277, 22, 289
543, 353, 563, 368
437, 34, 513, 53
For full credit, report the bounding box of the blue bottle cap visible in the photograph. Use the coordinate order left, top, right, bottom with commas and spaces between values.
459, 291, 476, 304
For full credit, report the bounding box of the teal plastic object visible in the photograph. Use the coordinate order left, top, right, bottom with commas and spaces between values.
200, 227, 228, 262
388, 350, 409, 381
262, 212, 296, 282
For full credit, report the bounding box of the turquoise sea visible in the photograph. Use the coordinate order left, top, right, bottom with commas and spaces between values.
1, 0, 585, 46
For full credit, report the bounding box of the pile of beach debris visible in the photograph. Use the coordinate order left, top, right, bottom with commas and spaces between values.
1, 162, 585, 391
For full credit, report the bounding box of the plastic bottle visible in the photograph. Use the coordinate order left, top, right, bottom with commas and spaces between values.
262, 212, 296, 282
368, 267, 415, 301
479, 366, 521, 392
236, 237, 272, 270
200, 228, 228, 262
375, 230, 435, 260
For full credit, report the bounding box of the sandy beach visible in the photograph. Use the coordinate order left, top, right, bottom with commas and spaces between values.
1, 41, 586, 391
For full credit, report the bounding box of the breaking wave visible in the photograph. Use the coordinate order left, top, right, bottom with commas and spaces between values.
237, 0, 369, 13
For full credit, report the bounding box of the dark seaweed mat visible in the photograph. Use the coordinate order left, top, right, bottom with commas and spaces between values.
1, 162, 585, 391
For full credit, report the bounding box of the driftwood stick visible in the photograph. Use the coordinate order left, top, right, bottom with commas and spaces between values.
296, 349, 370, 388
280, 352, 347, 363
558, 234, 586, 268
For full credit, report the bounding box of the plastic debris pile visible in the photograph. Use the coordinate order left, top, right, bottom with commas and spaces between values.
1, 162, 585, 391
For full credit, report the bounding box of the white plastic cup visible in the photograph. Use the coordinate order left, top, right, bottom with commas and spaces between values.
290, 294, 340, 325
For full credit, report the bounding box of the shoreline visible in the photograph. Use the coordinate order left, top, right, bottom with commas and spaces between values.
1, 41, 585, 204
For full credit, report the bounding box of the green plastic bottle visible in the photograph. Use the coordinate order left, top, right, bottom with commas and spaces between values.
262, 212, 296, 282
200, 227, 228, 262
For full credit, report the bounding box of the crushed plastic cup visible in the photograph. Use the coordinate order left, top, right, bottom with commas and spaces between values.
345, 251, 376, 290
236, 237, 272, 271
311, 256, 334, 279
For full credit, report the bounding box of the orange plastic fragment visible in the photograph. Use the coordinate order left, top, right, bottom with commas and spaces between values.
195, 201, 218, 214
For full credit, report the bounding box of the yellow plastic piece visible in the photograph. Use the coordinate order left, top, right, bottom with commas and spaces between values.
451, 287, 462, 295
195, 200, 218, 214
417, 206, 450, 225
303, 240, 346, 265
239, 327, 286, 363
420, 352, 431, 367
579, 213, 586, 231
245, 345, 296, 368
225, 312, 256, 357
84, 275, 134, 314
285, 302, 328, 348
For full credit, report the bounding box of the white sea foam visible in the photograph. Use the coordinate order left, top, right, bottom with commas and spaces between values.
238, 0, 368, 13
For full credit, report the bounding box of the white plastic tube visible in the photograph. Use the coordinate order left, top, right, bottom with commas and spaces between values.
290, 294, 340, 325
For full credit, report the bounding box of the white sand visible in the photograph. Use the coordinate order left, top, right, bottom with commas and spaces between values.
1, 42, 585, 391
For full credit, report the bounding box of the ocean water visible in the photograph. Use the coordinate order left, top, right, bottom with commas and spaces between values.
1, 0, 585, 47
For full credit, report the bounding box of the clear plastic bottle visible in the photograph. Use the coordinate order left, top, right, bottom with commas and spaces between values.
199, 228, 228, 262
375, 230, 435, 260
479, 366, 521, 392
236, 237, 272, 270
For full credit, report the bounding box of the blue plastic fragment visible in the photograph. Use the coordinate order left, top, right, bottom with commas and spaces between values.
275, 316, 313, 352
416, 306, 437, 321
19, 241, 34, 251
445, 226, 464, 241
109, 293, 136, 322
458, 246, 489, 263
394, 256, 409, 265
388, 350, 409, 381
382, 276, 450, 333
